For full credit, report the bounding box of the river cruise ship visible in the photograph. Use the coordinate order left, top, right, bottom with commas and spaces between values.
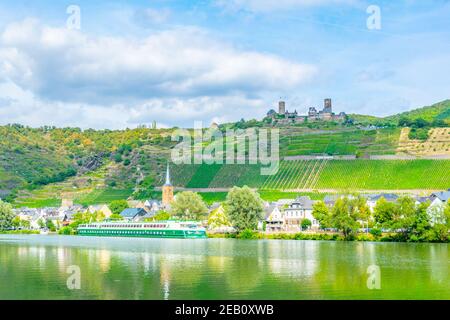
77, 220, 207, 239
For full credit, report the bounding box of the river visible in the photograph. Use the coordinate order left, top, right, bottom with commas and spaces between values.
0, 235, 448, 300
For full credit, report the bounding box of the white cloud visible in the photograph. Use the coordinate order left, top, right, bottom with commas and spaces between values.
137, 8, 171, 25
0, 19, 316, 103
0, 81, 269, 129
215, 0, 357, 12
0, 18, 317, 128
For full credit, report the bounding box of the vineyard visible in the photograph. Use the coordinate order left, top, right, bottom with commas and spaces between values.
170, 160, 450, 191
280, 127, 400, 156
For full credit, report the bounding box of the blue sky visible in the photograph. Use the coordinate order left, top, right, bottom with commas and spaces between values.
0, 0, 449, 128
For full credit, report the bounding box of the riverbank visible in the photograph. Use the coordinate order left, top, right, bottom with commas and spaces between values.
0, 230, 40, 235
3, 229, 448, 243
207, 231, 450, 243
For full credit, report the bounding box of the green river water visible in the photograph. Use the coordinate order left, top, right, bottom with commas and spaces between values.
0, 235, 448, 300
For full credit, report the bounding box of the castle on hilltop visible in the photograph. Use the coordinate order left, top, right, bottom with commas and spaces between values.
267, 99, 347, 125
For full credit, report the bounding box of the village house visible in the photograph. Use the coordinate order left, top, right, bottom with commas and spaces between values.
144, 199, 161, 213
30, 211, 47, 230
283, 196, 318, 231
61, 211, 77, 226
136, 211, 157, 222
119, 208, 147, 221
427, 190, 450, 225
86, 204, 113, 219
365, 193, 399, 212
264, 204, 284, 232
127, 200, 146, 210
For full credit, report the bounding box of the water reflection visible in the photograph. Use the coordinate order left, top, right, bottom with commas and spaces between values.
0, 236, 449, 300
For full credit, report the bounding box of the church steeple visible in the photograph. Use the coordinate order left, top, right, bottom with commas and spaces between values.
162, 162, 174, 207
164, 162, 171, 186
164, 162, 172, 186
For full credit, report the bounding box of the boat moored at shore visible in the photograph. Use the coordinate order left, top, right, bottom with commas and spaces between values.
77, 220, 207, 239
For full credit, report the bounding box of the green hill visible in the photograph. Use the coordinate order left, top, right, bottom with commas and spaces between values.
1, 99, 449, 207
385, 100, 450, 124
0, 124, 175, 202
351, 100, 450, 125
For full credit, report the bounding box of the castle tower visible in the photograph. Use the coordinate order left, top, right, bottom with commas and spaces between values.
278, 101, 286, 114
162, 163, 174, 207
324, 99, 332, 113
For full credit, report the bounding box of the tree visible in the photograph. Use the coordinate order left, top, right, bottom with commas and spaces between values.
96, 211, 106, 222
153, 211, 171, 221
301, 219, 312, 231
109, 200, 129, 215
109, 213, 124, 221
408, 202, 431, 241
330, 197, 360, 239
398, 116, 411, 127
46, 220, 56, 232
392, 196, 417, 233
20, 219, 31, 229
134, 176, 157, 200
355, 196, 371, 221
444, 203, 450, 228
0, 200, 15, 231
224, 186, 264, 232
69, 210, 105, 229
171, 192, 208, 220
114, 153, 123, 163
37, 218, 46, 229
312, 201, 331, 229
208, 206, 232, 229
374, 197, 396, 227
12, 216, 21, 229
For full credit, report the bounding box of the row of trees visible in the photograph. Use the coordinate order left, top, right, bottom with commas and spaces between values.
56, 187, 263, 234
313, 196, 450, 241
159, 187, 264, 232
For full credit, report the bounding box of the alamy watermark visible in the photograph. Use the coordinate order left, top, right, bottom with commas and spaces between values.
66, 5, 81, 30
66, 265, 81, 290
366, 265, 381, 290
171, 122, 280, 175
366, 5, 382, 30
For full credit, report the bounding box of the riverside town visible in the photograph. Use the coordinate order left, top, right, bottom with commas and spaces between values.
0, 0, 449, 308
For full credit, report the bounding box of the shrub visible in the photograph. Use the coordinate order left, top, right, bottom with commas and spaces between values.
355, 234, 375, 242
370, 228, 382, 237
59, 226, 75, 235
301, 219, 312, 231
114, 154, 123, 163
238, 229, 259, 239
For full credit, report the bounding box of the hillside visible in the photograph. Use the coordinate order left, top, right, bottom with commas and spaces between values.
0, 100, 449, 207
351, 100, 450, 125
386, 100, 450, 124
397, 127, 450, 156
0, 124, 175, 202
169, 160, 450, 191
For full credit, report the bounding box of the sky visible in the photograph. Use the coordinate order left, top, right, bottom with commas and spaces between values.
0, 0, 449, 129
